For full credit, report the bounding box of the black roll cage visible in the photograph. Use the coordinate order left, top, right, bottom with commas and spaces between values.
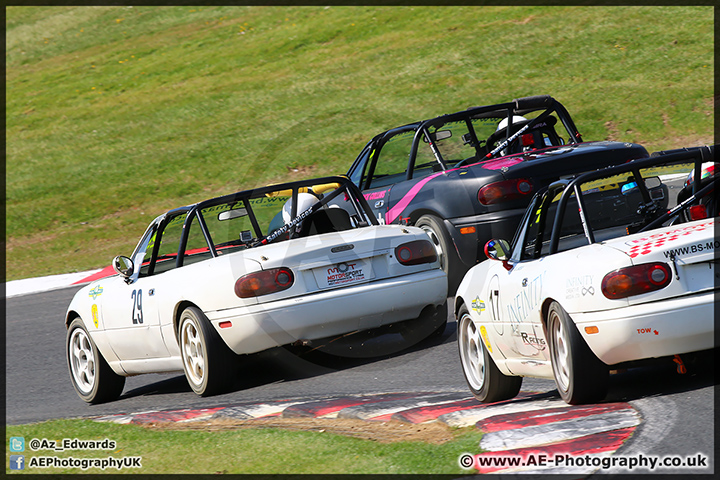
357, 95, 582, 189
527, 145, 716, 257
134, 176, 377, 273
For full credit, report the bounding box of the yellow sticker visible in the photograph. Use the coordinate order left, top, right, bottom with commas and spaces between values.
91, 304, 99, 328
480, 325, 492, 353
471, 296, 486, 313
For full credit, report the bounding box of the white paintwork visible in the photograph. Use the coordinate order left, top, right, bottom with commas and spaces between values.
455, 218, 716, 379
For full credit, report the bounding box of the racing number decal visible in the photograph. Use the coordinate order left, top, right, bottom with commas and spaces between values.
131, 289, 144, 324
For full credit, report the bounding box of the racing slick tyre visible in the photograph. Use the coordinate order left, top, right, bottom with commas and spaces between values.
547, 301, 609, 404
66, 317, 125, 404
457, 305, 522, 402
179, 306, 233, 396
416, 214, 463, 294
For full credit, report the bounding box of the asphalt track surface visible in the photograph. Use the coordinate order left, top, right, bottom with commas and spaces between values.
6, 285, 715, 474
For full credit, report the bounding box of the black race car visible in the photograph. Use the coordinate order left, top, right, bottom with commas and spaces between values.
346, 95, 649, 291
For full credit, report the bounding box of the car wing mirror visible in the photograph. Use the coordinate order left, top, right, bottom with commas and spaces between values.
113, 255, 134, 278
484, 239, 512, 270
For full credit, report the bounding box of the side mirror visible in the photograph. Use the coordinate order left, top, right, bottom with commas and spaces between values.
485, 239, 512, 271
113, 255, 134, 278
484, 239, 510, 262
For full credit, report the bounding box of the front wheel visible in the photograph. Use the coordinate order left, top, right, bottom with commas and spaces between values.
66, 317, 125, 404
179, 306, 233, 396
415, 214, 463, 293
457, 305, 521, 402
547, 301, 608, 404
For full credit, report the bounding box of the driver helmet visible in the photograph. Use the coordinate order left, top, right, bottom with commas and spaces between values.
497, 115, 528, 131
282, 192, 318, 223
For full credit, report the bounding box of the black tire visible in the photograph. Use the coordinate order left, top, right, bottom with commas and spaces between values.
547, 301, 608, 404
66, 317, 125, 404
415, 214, 463, 294
178, 306, 233, 396
457, 305, 522, 402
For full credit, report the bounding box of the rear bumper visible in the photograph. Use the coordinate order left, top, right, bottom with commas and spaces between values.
205, 269, 448, 355
572, 291, 715, 365
445, 208, 526, 266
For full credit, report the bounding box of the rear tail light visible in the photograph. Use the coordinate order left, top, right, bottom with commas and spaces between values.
395, 240, 437, 266
235, 267, 294, 298
601, 262, 671, 299
689, 205, 708, 220
478, 178, 533, 205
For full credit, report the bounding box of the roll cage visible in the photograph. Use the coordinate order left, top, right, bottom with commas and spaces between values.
512, 145, 716, 260
129, 176, 377, 276
351, 95, 583, 190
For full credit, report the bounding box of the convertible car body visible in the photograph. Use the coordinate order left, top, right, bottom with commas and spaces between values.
454, 145, 716, 404
66, 176, 447, 403
346, 95, 650, 289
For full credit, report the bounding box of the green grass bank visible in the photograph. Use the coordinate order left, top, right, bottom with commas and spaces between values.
6, 6, 714, 280
6, 418, 484, 474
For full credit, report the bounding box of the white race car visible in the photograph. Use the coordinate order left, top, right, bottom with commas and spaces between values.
66, 176, 448, 403
454, 146, 716, 404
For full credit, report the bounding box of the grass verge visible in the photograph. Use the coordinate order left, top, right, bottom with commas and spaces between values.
6, 6, 714, 279
6, 418, 483, 474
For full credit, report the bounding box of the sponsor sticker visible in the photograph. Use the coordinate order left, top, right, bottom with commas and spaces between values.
471, 296, 486, 313
480, 325, 492, 353
624, 220, 715, 258
314, 259, 374, 289
91, 304, 99, 328
88, 285, 104, 300
364, 190, 386, 201
565, 275, 594, 299
520, 331, 547, 350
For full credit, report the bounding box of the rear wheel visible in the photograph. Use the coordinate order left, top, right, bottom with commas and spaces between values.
415, 214, 463, 293
179, 306, 233, 396
547, 301, 608, 404
67, 317, 125, 404
457, 305, 522, 402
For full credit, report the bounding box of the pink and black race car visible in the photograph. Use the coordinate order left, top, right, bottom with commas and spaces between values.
346, 95, 650, 290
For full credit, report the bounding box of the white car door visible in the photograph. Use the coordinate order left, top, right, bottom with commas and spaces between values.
99, 211, 190, 362
496, 261, 549, 361
493, 193, 553, 364
99, 274, 168, 360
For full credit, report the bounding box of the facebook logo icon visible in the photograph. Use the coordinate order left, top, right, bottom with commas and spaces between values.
10, 455, 25, 470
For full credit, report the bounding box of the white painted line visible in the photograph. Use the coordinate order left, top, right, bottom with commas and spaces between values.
177, 412, 220, 423
212, 401, 306, 419
337, 392, 470, 420
93, 415, 135, 424
480, 410, 642, 451
438, 398, 569, 428
5, 269, 102, 298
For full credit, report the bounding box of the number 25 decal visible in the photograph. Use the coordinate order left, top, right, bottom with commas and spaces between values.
131, 289, 144, 324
